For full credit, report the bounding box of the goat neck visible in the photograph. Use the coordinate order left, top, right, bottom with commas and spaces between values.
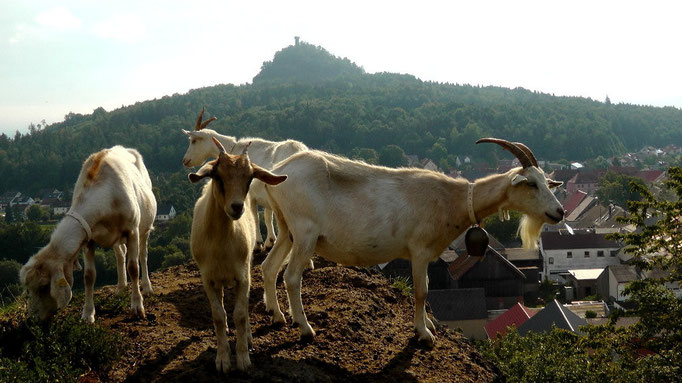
468, 171, 514, 223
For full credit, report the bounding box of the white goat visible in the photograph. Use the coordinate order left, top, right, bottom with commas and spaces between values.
189, 138, 287, 372
261, 138, 564, 347
20, 146, 157, 322
182, 108, 307, 251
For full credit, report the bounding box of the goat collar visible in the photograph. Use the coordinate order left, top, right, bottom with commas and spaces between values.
467, 183, 479, 225
66, 210, 92, 241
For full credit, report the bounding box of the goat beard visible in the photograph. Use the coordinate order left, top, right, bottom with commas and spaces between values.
518, 214, 544, 250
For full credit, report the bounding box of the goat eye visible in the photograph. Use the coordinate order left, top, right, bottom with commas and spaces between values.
527, 182, 538, 189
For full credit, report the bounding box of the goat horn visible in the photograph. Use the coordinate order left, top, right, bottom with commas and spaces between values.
241, 141, 252, 155
200, 116, 217, 130
513, 142, 539, 168
195, 107, 205, 131
212, 137, 227, 155
476, 138, 534, 168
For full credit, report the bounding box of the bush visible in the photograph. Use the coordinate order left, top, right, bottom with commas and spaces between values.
585, 310, 598, 318
161, 250, 189, 269
0, 314, 123, 382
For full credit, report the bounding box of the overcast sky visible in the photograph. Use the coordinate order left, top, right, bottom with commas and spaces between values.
2, 0, 681, 136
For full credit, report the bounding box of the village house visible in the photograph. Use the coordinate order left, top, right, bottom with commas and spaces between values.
155, 203, 177, 223
484, 302, 537, 339
51, 200, 71, 216
596, 264, 639, 302
539, 228, 622, 283
565, 269, 604, 299
0, 191, 21, 211
566, 170, 601, 195
517, 300, 587, 336
448, 247, 526, 310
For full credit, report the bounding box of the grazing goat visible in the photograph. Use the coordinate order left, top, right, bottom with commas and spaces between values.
20, 146, 157, 322
182, 108, 307, 251
189, 138, 287, 372
261, 138, 564, 347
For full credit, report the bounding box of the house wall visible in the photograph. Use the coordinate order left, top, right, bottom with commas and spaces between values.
441, 319, 488, 340
568, 278, 598, 300
541, 247, 621, 281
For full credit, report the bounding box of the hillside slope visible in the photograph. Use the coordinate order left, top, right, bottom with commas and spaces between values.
81, 261, 497, 382
3, 42, 681, 197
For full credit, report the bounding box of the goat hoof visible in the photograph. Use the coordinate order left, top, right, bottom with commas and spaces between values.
215, 352, 231, 373
130, 305, 146, 319
300, 333, 315, 343
418, 334, 435, 349
236, 354, 251, 371
291, 321, 299, 328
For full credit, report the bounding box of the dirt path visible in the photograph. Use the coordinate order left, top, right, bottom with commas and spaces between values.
84, 262, 498, 382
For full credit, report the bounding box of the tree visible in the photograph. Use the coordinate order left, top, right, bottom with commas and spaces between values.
596, 171, 645, 207
482, 211, 522, 246
607, 167, 682, 381
26, 205, 48, 222
378, 144, 408, 167
0, 259, 21, 287
4, 207, 14, 223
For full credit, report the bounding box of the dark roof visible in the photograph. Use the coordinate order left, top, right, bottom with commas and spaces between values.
485, 302, 536, 338
540, 230, 621, 250
157, 203, 174, 215
609, 264, 639, 283
427, 288, 488, 321
551, 169, 579, 184
572, 170, 603, 184
0, 191, 20, 203
448, 247, 526, 281
517, 300, 587, 335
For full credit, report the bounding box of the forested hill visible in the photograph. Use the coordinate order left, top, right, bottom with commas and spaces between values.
1, 41, 681, 198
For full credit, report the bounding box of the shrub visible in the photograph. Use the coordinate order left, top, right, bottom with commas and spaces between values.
0, 314, 123, 382
585, 310, 598, 318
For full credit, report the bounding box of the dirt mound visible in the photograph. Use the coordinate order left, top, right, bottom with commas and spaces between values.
86, 262, 498, 382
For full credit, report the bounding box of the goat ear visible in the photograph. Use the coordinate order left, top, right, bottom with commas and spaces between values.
188, 162, 213, 183
548, 179, 563, 188
511, 174, 528, 186
253, 165, 287, 186
50, 269, 72, 309
182, 129, 191, 136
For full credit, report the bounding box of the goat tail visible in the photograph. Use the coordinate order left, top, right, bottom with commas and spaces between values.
517, 214, 543, 249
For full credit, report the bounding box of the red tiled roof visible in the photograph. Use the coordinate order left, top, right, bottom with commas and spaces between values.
484, 302, 536, 338
638, 170, 664, 183
563, 190, 588, 215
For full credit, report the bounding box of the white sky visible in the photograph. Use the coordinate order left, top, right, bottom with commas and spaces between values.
1, 0, 681, 136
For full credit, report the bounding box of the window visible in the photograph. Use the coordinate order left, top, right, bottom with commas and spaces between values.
584, 251, 590, 257
567, 251, 573, 258
597, 250, 604, 257
549, 257, 554, 265
611, 250, 618, 257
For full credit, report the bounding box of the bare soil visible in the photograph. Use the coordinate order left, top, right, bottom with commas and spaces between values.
81, 259, 499, 382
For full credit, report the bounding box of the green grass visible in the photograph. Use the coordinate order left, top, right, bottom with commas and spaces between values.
390, 276, 413, 296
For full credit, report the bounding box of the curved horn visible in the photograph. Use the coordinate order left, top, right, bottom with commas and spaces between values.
194, 107, 205, 131
200, 116, 217, 130
513, 142, 539, 168
476, 138, 534, 168
212, 137, 226, 155
241, 141, 252, 155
